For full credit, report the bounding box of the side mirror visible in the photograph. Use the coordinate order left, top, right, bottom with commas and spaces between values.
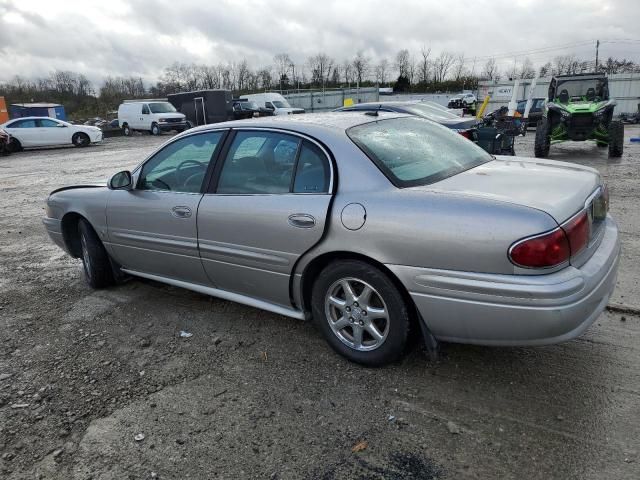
109, 170, 133, 190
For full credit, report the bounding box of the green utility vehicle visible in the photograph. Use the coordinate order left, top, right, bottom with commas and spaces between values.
535, 73, 624, 158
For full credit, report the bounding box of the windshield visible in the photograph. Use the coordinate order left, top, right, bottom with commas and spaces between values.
403, 103, 459, 120
555, 78, 606, 102
242, 101, 259, 110
347, 117, 491, 188
148, 102, 177, 113
272, 100, 291, 108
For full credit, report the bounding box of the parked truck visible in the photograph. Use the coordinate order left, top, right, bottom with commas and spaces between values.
167, 89, 234, 128
239, 93, 305, 115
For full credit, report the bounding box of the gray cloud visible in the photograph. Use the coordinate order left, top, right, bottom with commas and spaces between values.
1, 0, 639, 86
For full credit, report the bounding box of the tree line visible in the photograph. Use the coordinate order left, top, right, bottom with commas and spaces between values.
1, 49, 639, 119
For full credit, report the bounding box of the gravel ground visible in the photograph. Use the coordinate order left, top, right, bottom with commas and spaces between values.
0, 126, 639, 480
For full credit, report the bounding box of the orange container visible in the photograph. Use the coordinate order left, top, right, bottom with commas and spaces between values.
0, 97, 8, 124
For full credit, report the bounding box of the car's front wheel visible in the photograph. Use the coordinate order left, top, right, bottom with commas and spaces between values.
78, 219, 114, 289
312, 260, 409, 366
534, 117, 550, 158
72, 132, 90, 147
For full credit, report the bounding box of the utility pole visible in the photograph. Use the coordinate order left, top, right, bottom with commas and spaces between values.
595, 39, 600, 71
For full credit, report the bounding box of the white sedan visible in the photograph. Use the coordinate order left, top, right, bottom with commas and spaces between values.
1, 117, 103, 151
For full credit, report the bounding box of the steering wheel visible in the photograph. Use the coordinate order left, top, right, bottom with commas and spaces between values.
176, 159, 204, 185
183, 172, 205, 192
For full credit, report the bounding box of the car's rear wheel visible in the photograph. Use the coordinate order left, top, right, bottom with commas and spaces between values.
608, 120, 624, 158
78, 219, 114, 289
72, 132, 90, 147
311, 260, 409, 366
534, 117, 551, 158
151, 123, 160, 135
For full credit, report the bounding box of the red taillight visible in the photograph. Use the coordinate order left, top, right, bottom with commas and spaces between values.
562, 211, 589, 256
509, 228, 570, 268
458, 130, 472, 139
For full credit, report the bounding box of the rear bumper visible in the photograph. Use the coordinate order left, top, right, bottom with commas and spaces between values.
42, 217, 68, 252
387, 216, 620, 346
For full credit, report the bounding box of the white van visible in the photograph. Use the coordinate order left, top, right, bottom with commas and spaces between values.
239, 93, 305, 116
118, 101, 188, 136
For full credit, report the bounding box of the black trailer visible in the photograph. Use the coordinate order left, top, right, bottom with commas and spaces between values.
167, 90, 233, 127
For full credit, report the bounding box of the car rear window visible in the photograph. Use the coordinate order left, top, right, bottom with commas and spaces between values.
347, 116, 491, 187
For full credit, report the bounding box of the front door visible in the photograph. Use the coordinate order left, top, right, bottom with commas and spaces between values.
38, 118, 70, 145
197, 129, 333, 307
105, 130, 226, 284
194, 97, 206, 126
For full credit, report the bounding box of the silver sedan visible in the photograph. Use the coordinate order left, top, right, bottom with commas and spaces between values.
43, 112, 620, 366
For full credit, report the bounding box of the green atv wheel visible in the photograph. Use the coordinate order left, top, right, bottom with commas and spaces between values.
608, 120, 624, 158
534, 117, 550, 158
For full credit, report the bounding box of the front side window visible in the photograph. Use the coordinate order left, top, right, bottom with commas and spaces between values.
348, 117, 491, 188
39, 119, 60, 127
141, 104, 150, 115
217, 131, 300, 194
149, 102, 177, 114
138, 132, 224, 193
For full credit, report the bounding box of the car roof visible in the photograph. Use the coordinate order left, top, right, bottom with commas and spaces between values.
187, 111, 409, 136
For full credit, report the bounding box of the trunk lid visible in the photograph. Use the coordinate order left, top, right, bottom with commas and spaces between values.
426, 156, 601, 223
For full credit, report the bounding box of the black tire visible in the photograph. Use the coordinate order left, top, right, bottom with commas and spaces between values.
78, 219, 114, 289
151, 123, 160, 136
72, 132, 90, 147
311, 260, 410, 367
534, 117, 550, 158
9, 138, 23, 153
608, 120, 624, 158
122, 124, 131, 136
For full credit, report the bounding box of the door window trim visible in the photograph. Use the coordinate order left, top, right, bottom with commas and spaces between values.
205, 127, 334, 196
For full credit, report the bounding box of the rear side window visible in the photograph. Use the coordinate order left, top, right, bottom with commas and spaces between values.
217, 131, 300, 194
10, 119, 37, 128
293, 142, 329, 193
347, 116, 491, 188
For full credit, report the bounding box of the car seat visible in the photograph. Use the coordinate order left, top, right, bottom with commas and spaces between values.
586, 88, 596, 101
558, 89, 569, 103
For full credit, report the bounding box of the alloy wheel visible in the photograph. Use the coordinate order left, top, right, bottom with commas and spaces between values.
324, 277, 389, 352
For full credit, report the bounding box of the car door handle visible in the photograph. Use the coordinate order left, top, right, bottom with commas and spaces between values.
171, 206, 192, 218
288, 214, 316, 228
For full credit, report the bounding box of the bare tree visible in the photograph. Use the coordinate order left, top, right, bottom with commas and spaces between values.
342, 60, 354, 84
518, 58, 536, 79
273, 53, 292, 89
417, 47, 431, 84
395, 49, 411, 78
483, 58, 500, 81
351, 51, 369, 84
256, 68, 272, 90
375, 59, 390, 85
235, 59, 251, 91
307, 53, 335, 87
539, 62, 552, 78
452, 53, 466, 81
433, 52, 455, 83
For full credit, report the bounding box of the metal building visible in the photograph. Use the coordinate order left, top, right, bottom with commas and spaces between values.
8, 103, 67, 120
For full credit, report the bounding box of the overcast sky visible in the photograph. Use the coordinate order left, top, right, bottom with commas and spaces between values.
1, 0, 639, 86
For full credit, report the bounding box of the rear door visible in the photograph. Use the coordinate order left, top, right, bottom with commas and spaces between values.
197, 129, 333, 307
106, 130, 227, 284
5, 118, 39, 146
